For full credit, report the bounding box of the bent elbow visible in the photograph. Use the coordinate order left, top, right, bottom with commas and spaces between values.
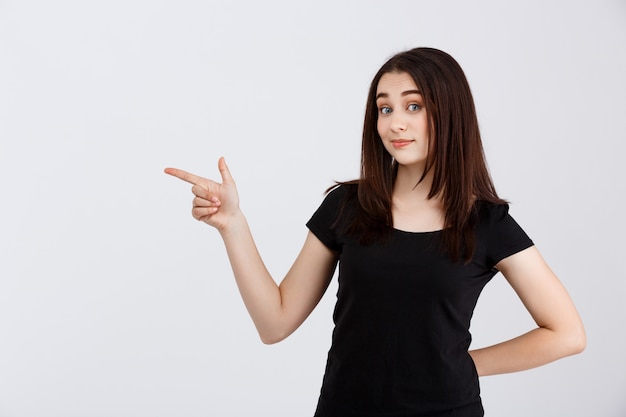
571, 328, 587, 355
564, 324, 587, 356
256, 315, 299, 345
259, 329, 290, 345
260, 334, 284, 345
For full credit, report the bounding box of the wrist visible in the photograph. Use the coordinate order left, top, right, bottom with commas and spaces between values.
217, 209, 248, 238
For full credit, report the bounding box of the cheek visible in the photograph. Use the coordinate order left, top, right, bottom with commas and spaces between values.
377, 118, 386, 137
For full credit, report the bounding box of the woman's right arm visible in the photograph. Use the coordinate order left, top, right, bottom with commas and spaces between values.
165, 158, 338, 344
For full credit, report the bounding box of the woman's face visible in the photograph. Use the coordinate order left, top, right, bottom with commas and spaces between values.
375, 71, 430, 170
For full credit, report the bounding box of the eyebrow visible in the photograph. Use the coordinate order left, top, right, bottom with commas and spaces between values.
376, 89, 422, 100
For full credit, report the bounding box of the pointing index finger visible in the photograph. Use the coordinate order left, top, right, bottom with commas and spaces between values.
164, 167, 204, 185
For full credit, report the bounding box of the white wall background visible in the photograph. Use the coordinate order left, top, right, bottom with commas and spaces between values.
1, 0, 625, 416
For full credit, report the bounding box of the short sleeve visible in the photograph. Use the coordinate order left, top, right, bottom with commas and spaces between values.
478, 203, 534, 268
306, 186, 346, 253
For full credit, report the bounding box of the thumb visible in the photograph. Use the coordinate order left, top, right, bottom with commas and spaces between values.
218, 156, 235, 184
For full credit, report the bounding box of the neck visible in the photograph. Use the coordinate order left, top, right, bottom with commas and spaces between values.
393, 163, 435, 200
391, 163, 445, 232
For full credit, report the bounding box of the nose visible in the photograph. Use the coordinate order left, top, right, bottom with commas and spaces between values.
390, 112, 407, 132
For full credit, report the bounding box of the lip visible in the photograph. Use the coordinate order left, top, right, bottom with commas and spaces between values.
391, 139, 414, 148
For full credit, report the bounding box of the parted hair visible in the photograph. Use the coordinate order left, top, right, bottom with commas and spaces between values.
339, 47, 505, 262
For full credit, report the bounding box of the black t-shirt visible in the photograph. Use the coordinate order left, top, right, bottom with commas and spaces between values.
306, 185, 533, 417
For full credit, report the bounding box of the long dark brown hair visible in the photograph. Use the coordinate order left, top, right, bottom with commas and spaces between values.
339, 47, 505, 262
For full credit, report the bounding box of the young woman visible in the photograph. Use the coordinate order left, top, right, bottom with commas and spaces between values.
165, 47, 586, 417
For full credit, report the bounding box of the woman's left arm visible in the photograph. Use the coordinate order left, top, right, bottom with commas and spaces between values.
469, 246, 586, 376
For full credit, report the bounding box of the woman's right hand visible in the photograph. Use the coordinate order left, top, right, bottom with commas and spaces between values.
164, 157, 240, 232
165, 156, 338, 344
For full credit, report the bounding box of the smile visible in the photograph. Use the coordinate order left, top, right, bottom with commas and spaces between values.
391, 139, 414, 148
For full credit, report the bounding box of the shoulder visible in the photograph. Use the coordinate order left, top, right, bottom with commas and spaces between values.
307, 183, 359, 253
326, 181, 358, 198
473, 200, 534, 266
309, 183, 354, 222
321, 182, 358, 210
309, 182, 359, 230
475, 200, 511, 224
474, 200, 524, 236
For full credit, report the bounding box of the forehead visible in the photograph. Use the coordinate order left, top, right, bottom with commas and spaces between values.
376, 71, 419, 95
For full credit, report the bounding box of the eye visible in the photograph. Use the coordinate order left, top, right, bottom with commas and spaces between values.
408, 103, 421, 111
379, 106, 392, 115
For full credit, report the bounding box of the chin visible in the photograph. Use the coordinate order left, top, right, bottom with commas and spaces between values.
395, 157, 428, 168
